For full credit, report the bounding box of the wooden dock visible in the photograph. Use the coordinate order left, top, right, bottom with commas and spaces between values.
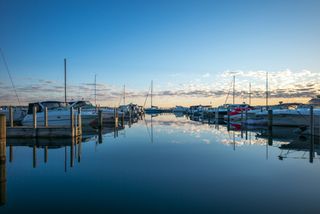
0, 107, 82, 138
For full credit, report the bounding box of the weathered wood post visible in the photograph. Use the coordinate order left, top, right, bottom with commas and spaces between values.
114, 108, 118, 128
268, 109, 273, 131
70, 107, 74, 137
77, 108, 82, 136
9, 106, 13, 128
0, 115, 5, 140
33, 105, 37, 129
44, 107, 48, 127
98, 109, 103, 129
0, 114, 6, 206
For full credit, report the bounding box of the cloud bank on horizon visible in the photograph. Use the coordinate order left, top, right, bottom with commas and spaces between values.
1, 69, 319, 106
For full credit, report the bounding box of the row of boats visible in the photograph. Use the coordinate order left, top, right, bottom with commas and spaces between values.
171, 98, 320, 136
0, 100, 144, 128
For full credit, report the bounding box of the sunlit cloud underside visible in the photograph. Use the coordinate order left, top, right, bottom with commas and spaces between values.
1, 69, 319, 107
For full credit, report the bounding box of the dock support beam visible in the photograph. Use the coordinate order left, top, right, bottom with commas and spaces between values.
9, 106, 13, 128
0, 114, 6, 206
77, 108, 82, 136
44, 107, 48, 127
33, 106, 37, 129
98, 110, 103, 129
70, 107, 74, 137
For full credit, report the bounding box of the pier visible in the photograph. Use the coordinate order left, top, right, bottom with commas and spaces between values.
1, 107, 82, 138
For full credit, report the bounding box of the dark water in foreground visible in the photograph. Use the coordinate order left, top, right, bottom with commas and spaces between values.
1, 114, 320, 213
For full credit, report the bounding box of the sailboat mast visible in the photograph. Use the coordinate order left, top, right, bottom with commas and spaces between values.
151, 80, 153, 107
123, 84, 126, 105
94, 74, 97, 106
233, 75, 235, 105
266, 71, 269, 109
249, 82, 251, 105
64, 58, 67, 103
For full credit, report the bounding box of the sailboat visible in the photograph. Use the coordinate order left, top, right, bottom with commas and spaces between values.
144, 80, 162, 114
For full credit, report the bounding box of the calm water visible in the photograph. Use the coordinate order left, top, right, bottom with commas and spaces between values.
1, 114, 320, 213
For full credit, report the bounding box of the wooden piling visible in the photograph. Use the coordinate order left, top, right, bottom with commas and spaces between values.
98, 109, 103, 129
114, 108, 118, 128
0, 127, 6, 206
0, 115, 5, 140
77, 108, 82, 135
70, 107, 74, 137
33, 106, 37, 129
44, 107, 48, 127
9, 106, 13, 128
268, 109, 273, 130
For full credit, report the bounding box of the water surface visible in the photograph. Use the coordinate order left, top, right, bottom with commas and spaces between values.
1, 114, 320, 213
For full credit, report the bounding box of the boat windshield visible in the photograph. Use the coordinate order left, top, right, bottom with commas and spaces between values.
42, 102, 66, 110
71, 101, 94, 109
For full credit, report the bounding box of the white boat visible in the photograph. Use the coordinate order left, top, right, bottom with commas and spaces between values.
22, 101, 97, 127
0, 106, 27, 124
69, 100, 122, 121
255, 107, 320, 127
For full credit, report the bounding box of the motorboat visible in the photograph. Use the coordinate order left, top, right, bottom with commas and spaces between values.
22, 101, 97, 127
0, 106, 27, 124
255, 107, 320, 127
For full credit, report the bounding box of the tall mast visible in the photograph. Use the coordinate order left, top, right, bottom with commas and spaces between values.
232, 75, 235, 105
266, 71, 269, 109
64, 58, 67, 103
94, 74, 97, 106
123, 84, 126, 105
151, 80, 153, 107
249, 82, 251, 105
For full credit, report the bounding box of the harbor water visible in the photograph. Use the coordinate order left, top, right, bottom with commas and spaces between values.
1, 114, 320, 213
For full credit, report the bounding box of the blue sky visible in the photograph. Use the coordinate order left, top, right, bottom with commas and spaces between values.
0, 0, 320, 106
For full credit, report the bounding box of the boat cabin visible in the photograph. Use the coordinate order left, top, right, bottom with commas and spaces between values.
27, 101, 66, 114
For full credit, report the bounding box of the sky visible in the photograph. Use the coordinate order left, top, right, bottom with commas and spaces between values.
0, 0, 319, 107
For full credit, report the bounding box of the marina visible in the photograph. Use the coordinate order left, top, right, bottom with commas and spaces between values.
1, 0, 320, 213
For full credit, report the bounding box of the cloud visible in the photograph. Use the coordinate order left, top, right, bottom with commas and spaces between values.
1, 69, 319, 106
